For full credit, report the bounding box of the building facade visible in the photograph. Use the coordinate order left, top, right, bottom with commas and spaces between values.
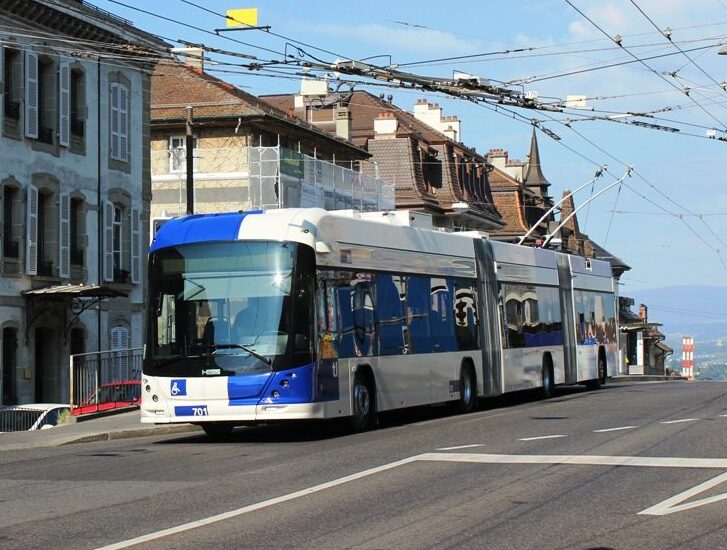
262, 87, 504, 232
150, 58, 384, 226
0, 0, 165, 404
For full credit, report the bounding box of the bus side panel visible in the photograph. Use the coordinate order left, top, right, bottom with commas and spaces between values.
370, 355, 432, 411
502, 346, 562, 392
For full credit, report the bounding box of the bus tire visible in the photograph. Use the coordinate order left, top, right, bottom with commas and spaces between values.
587, 355, 605, 390
350, 370, 374, 432
458, 364, 477, 413
202, 423, 234, 440
598, 353, 607, 386
541, 356, 554, 399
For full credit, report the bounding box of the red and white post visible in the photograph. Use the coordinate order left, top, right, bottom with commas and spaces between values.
681, 336, 694, 380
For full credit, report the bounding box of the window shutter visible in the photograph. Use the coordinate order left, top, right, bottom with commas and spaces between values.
131, 208, 140, 284
111, 326, 121, 350
103, 200, 114, 282
24, 51, 39, 139
0, 43, 5, 122
110, 84, 119, 159
59, 59, 70, 147
119, 85, 128, 162
59, 193, 70, 278
25, 185, 38, 275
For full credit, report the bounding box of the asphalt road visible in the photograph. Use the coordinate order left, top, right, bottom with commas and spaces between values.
1, 380, 726, 550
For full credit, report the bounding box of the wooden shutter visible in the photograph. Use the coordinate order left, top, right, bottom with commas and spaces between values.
131, 208, 140, 284
24, 51, 38, 139
25, 185, 38, 275
59, 59, 70, 147
110, 83, 119, 159
0, 43, 4, 122
118, 85, 128, 161
58, 193, 70, 278
103, 200, 114, 282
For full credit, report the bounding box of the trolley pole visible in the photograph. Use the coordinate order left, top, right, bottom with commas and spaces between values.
186, 105, 194, 214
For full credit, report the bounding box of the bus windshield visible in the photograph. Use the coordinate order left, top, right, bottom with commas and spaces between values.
145, 241, 315, 377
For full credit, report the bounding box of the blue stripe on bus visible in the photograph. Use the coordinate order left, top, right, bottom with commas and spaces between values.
227, 362, 339, 407
150, 210, 263, 252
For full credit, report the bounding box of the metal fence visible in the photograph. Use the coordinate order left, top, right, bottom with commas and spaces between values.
70, 348, 142, 415
0, 407, 45, 432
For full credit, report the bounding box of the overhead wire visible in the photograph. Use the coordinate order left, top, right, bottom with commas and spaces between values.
629, 0, 727, 97
564, 0, 727, 131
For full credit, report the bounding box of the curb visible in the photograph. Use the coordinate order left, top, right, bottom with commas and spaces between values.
61, 424, 204, 445
0, 423, 203, 452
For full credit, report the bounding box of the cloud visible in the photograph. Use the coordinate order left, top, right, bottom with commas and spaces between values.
310, 22, 481, 59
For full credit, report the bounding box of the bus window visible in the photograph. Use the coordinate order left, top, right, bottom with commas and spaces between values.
406, 275, 432, 353
376, 274, 405, 355
454, 280, 478, 350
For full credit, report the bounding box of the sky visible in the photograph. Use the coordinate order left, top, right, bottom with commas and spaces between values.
93, 0, 727, 297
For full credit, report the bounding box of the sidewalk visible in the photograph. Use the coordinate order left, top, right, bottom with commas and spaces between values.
0, 408, 201, 452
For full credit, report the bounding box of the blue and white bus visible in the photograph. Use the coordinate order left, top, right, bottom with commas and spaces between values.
141, 208, 618, 437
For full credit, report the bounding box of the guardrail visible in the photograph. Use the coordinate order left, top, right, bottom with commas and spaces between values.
70, 348, 142, 416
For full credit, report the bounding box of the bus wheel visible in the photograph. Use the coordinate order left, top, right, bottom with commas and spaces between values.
350, 372, 374, 431
598, 354, 607, 386
541, 358, 554, 399
458, 365, 477, 413
202, 423, 234, 440
587, 359, 603, 390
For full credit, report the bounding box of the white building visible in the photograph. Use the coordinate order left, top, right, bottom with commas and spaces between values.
0, 0, 167, 404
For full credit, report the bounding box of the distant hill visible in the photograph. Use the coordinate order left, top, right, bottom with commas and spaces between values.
627, 285, 727, 351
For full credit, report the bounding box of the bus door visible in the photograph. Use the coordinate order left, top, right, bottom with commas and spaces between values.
556, 254, 578, 384
474, 240, 503, 397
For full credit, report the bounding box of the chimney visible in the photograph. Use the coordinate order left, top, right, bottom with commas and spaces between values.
172, 47, 205, 71
335, 106, 352, 141
487, 148, 508, 170
373, 111, 398, 139
639, 303, 648, 323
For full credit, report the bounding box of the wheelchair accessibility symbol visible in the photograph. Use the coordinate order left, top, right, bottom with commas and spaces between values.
170, 379, 187, 396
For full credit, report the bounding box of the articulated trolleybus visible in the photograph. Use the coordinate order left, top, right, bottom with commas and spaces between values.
142, 208, 618, 437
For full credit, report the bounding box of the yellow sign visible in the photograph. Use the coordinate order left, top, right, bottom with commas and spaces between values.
226, 8, 258, 27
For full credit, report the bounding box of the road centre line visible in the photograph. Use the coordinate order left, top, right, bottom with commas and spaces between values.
594, 426, 638, 433
97, 451, 727, 548
518, 434, 567, 441
661, 418, 700, 424
437, 444, 484, 451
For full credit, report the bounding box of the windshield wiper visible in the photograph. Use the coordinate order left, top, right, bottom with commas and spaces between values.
213, 343, 272, 365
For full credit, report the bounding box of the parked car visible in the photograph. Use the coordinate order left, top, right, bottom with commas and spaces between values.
0, 404, 71, 432
72, 380, 140, 416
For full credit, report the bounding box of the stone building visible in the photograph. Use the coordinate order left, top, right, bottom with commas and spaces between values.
0, 0, 165, 404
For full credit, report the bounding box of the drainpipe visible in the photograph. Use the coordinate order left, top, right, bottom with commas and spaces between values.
97, 58, 102, 352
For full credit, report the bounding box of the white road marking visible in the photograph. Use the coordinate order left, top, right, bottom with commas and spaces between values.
720, 414, 727, 417
594, 426, 638, 433
518, 434, 567, 441
436, 444, 484, 451
95, 456, 419, 550
98, 450, 727, 548
416, 452, 727, 469
661, 418, 700, 424
639, 471, 727, 516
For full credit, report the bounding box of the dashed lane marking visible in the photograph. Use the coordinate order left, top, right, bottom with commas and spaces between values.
661, 418, 700, 424
436, 444, 484, 451
594, 426, 638, 433
518, 434, 567, 441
